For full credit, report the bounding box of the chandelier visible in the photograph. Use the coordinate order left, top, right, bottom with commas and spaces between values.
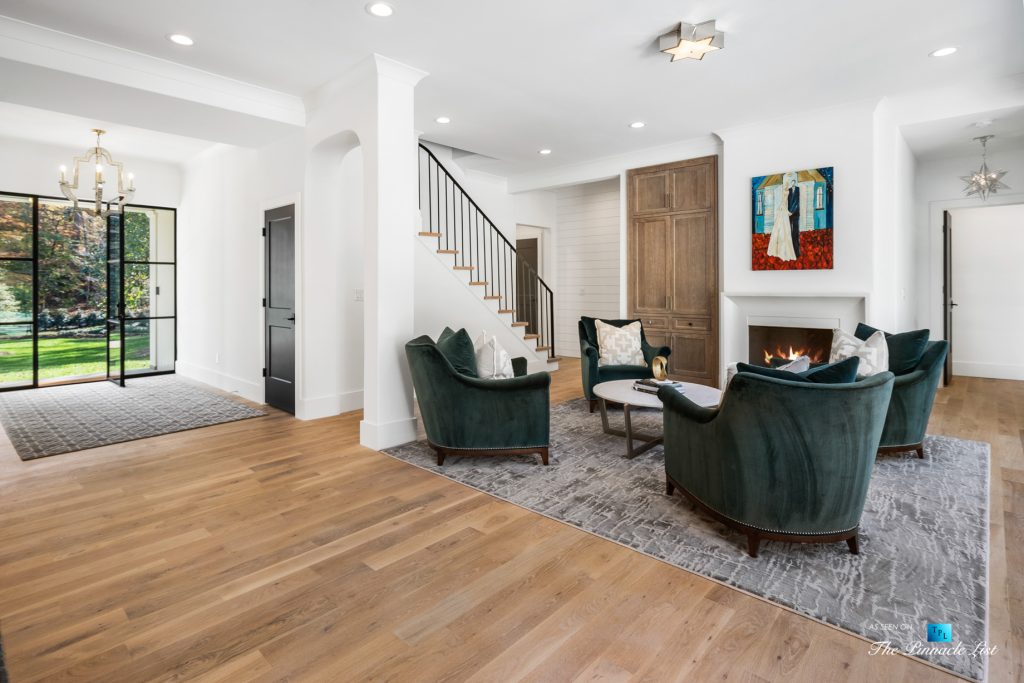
58, 129, 135, 217
961, 135, 1010, 201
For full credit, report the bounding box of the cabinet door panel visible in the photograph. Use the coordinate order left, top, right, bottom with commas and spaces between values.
632, 172, 672, 214
671, 164, 713, 211
671, 213, 714, 317
669, 333, 716, 386
632, 217, 671, 313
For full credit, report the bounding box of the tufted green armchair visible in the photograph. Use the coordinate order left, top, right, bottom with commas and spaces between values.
578, 317, 671, 412
405, 333, 550, 466
658, 371, 894, 557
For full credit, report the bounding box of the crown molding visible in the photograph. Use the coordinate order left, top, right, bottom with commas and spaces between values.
0, 15, 305, 126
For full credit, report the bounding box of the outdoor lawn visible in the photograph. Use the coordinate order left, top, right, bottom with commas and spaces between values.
0, 331, 153, 384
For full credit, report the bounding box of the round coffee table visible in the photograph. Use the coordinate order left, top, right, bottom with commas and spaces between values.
593, 379, 722, 459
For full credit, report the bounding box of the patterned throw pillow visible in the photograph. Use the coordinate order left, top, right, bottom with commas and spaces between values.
595, 320, 647, 367
830, 328, 889, 377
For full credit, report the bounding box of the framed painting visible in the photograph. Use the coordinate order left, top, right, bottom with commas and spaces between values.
751, 167, 833, 270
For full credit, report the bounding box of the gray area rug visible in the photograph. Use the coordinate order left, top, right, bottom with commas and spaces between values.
385, 399, 990, 681
0, 376, 266, 460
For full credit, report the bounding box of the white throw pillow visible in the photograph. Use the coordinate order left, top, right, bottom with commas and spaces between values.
474, 330, 514, 379
829, 329, 889, 377
595, 320, 647, 367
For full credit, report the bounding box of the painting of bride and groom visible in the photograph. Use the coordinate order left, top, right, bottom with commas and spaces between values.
751, 167, 834, 270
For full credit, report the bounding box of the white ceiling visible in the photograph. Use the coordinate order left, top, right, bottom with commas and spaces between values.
0, 0, 1022, 174
0, 101, 214, 163
902, 106, 1024, 161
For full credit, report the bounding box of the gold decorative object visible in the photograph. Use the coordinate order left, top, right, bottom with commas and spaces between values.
652, 356, 669, 380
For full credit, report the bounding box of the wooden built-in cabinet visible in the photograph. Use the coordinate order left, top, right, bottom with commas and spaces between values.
627, 156, 719, 387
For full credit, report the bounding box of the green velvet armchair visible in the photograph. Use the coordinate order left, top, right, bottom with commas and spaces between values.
658, 371, 894, 557
578, 317, 671, 412
876, 340, 948, 458
405, 333, 551, 466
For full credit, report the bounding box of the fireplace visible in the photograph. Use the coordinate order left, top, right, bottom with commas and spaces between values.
748, 325, 832, 367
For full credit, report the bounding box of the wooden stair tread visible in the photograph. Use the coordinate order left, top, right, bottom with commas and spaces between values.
418, 231, 441, 237
452, 266, 474, 271
484, 296, 503, 301
535, 345, 551, 351
511, 322, 529, 327
468, 281, 488, 286
523, 334, 539, 340
497, 308, 514, 313
437, 249, 458, 254
547, 357, 559, 363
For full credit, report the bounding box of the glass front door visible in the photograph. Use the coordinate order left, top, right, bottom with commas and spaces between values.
0, 192, 175, 391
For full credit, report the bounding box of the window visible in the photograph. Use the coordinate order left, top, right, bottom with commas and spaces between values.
755, 189, 764, 216
815, 185, 824, 210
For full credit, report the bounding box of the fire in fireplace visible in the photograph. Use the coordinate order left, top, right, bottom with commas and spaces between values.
748, 325, 832, 366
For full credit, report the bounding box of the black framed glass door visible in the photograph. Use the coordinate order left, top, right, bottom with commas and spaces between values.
0, 191, 175, 391
106, 210, 124, 386
0, 194, 36, 390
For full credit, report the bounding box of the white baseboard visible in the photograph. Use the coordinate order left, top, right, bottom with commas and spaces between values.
360, 416, 418, 450
175, 361, 263, 403
296, 390, 364, 420
952, 361, 1024, 381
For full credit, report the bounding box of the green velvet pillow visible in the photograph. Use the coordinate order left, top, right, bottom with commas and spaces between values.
436, 327, 478, 377
854, 323, 930, 375
736, 357, 860, 384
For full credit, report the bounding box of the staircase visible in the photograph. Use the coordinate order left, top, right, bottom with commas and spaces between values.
418, 143, 557, 369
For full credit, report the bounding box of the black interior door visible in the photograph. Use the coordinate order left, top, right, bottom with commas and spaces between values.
516, 237, 539, 335
265, 205, 295, 414
942, 210, 954, 386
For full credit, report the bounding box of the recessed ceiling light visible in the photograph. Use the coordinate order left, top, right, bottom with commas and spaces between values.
930, 47, 957, 57
973, 119, 994, 128
538, 149, 552, 155
167, 33, 194, 46
366, 2, 394, 17
630, 121, 646, 129
435, 116, 451, 124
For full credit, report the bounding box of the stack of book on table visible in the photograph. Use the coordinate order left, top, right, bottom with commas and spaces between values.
633, 378, 684, 396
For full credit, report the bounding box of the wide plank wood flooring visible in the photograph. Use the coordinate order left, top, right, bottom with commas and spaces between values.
0, 359, 1017, 682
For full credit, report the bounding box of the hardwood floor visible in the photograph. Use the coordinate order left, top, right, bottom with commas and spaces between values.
0, 361, 1017, 682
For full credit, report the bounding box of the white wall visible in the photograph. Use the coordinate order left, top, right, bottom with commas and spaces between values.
0, 135, 182, 207
947, 203, 1024, 380
914, 149, 1024, 339
553, 178, 620, 357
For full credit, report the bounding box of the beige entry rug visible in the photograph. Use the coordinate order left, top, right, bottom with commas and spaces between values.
0, 376, 266, 460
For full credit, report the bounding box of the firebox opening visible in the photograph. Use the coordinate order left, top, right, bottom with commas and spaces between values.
748, 325, 832, 367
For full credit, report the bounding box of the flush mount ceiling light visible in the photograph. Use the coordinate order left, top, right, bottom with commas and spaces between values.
929, 46, 957, 57
961, 135, 1010, 200
366, 2, 394, 17
538, 149, 552, 155
630, 121, 646, 129
435, 116, 451, 124
167, 33, 194, 46
659, 20, 725, 62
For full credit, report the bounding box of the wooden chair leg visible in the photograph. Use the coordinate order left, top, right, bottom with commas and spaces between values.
436, 450, 446, 466
539, 447, 549, 466
746, 534, 761, 558
666, 477, 675, 496
916, 445, 925, 459
588, 399, 597, 413
847, 534, 860, 555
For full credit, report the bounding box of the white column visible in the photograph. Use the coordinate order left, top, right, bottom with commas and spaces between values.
359, 57, 427, 449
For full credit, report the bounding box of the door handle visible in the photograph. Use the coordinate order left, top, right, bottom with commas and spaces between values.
286, 315, 296, 322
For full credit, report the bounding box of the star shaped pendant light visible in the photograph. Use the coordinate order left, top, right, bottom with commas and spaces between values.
659, 20, 725, 62
961, 135, 1010, 200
